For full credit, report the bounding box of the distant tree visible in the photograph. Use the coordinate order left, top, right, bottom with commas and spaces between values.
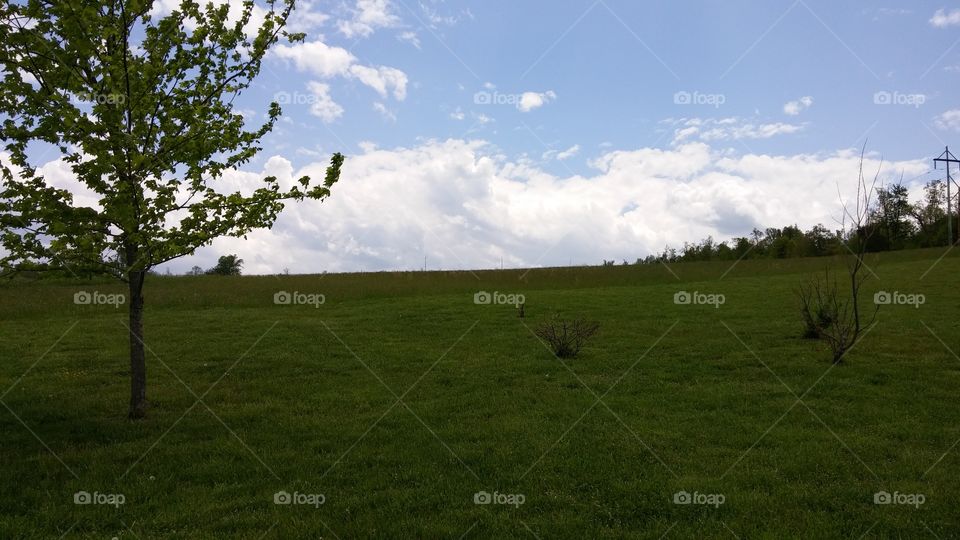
910, 179, 948, 247
805, 224, 838, 257
0, 0, 344, 418
187, 266, 205, 276
207, 254, 243, 276
871, 183, 915, 250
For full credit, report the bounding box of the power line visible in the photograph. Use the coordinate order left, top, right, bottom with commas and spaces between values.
934, 147, 960, 246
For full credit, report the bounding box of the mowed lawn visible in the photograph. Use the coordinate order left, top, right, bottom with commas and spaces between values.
1, 249, 959, 539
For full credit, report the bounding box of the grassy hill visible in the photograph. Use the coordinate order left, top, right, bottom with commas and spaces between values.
1, 248, 958, 538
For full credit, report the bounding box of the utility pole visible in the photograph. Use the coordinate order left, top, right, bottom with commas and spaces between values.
934, 146, 960, 246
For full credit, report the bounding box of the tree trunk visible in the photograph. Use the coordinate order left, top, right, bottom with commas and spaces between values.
127, 264, 147, 419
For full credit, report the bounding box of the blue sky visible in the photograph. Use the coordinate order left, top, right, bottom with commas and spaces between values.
248, 0, 960, 174
18, 1, 960, 273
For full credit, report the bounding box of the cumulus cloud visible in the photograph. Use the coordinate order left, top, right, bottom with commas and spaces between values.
518, 91, 557, 112
930, 8, 960, 27
338, 0, 401, 38
373, 102, 397, 122
668, 117, 804, 144
784, 96, 814, 116
273, 40, 356, 78
116, 139, 921, 274
935, 110, 960, 132
305, 82, 344, 123
24, 139, 928, 275
149, 0, 327, 37
398, 31, 421, 49
545, 145, 581, 161
348, 65, 408, 100
273, 41, 408, 102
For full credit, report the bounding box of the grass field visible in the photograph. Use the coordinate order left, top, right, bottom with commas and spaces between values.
1, 248, 959, 538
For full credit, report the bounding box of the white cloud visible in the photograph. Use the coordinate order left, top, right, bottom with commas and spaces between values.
783, 96, 814, 116
398, 31, 421, 49
518, 91, 557, 112
305, 82, 343, 123
273, 41, 357, 78
669, 117, 804, 144
930, 8, 960, 27
864, 7, 911, 21
373, 102, 397, 122
935, 110, 960, 131
338, 0, 401, 38
450, 107, 466, 121
348, 65, 408, 100
419, 2, 465, 28
34, 140, 927, 275
555, 145, 580, 161
273, 40, 408, 101
149, 0, 329, 38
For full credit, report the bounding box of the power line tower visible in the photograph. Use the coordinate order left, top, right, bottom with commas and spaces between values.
934, 146, 960, 246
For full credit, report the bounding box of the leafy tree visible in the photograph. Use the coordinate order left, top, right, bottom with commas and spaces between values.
911, 179, 948, 247
0, 0, 344, 417
872, 183, 915, 250
206, 254, 242, 275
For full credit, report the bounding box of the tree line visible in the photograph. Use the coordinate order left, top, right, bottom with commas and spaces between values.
631, 179, 955, 265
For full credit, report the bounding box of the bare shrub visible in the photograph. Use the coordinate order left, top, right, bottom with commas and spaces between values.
798, 268, 877, 363
534, 315, 600, 359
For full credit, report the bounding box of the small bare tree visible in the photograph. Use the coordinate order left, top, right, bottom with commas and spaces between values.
534, 315, 600, 359
799, 145, 881, 363
837, 144, 882, 335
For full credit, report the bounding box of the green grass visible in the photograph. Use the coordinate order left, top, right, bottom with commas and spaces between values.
1, 248, 959, 538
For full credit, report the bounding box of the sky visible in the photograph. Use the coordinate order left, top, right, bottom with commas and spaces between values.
18, 1, 960, 273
